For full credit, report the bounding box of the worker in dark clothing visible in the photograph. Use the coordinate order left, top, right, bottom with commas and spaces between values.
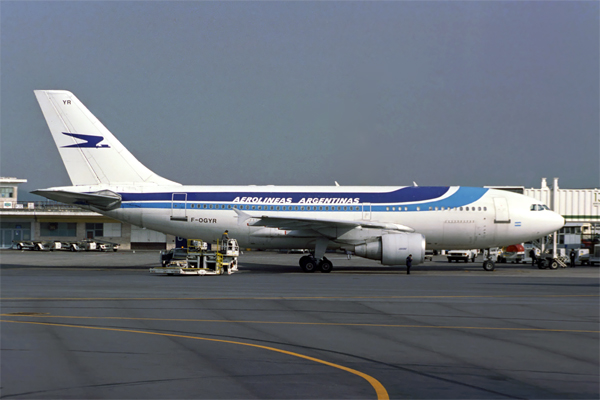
570, 249, 576, 267
529, 248, 537, 266
406, 254, 412, 275
221, 230, 229, 251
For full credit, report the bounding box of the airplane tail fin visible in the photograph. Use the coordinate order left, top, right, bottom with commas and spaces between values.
34, 90, 179, 186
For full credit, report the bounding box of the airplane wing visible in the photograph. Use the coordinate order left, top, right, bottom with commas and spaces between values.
234, 208, 414, 232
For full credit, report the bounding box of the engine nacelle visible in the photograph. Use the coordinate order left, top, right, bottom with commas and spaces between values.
354, 233, 426, 265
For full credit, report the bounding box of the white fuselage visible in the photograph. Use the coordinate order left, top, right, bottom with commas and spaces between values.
62, 184, 564, 251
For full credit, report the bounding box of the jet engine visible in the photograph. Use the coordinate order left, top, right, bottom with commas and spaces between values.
354, 233, 426, 265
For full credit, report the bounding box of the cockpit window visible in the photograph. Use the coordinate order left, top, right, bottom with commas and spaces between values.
530, 204, 550, 211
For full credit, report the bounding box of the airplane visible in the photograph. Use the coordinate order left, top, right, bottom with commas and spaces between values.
32, 90, 565, 272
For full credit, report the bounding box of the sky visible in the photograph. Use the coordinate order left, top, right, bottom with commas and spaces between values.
1, 1, 598, 200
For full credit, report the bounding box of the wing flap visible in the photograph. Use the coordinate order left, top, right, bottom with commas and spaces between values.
234, 208, 414, 233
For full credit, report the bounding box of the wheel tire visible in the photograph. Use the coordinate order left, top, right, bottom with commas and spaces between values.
16, 244, 22, 250
483, 260, 495, 271
303, 259, 317, 273
320, 259, 333, 273
299, 255, 311, 267
549, 260, 559, 269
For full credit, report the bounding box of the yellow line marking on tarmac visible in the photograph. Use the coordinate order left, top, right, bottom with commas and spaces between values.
0, 319, 389, 400
2, 294, 598, 301
1, 314, 597, 333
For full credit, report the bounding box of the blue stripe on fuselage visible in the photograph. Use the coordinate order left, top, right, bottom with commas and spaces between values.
119, 187, 488, 210
120, 187, 451, 203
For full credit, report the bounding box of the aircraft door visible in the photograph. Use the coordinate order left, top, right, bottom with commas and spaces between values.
171, 193, 188, 221
362, 203, 371, 220
493, 197, 511, 223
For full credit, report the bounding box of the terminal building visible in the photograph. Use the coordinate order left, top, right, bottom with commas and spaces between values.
1, 177, 598, 250
0, 177, 176, 250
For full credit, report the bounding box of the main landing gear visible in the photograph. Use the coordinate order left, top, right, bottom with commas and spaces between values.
299, 255, 333, 273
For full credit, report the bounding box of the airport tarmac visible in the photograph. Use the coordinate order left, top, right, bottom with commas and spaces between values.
1, 250, 598, 399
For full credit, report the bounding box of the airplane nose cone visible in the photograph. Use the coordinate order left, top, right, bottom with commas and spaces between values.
554, 212, 565, 231
548, 211, 565, 233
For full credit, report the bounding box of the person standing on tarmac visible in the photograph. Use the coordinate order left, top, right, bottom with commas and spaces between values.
529, 248, 537, 266
570, 249, 576, 267
406, 254, 412, 275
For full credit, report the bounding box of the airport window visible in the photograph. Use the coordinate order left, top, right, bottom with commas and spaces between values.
0, 187, 14, 198
40, 222, 77, 237
85, 223, 103, 238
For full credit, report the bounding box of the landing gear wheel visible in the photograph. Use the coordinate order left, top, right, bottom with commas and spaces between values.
303, 259, 317, 273
299, 255, 311, 268
319, 258, 333, 273
483, 260, 495, 271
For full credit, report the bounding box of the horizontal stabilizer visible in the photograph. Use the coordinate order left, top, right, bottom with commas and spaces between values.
32, 189, 122, 211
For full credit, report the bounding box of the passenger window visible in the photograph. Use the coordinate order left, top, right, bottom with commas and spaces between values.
460, 207, 463, 211
417, 206, 420, 211
478, 207, 481, 211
